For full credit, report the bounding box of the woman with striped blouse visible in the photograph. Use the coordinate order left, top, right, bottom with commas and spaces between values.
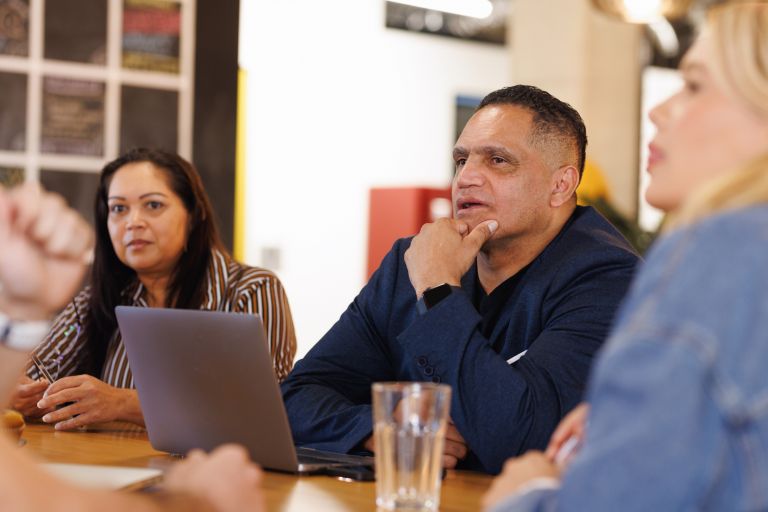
9, 148, 297, 430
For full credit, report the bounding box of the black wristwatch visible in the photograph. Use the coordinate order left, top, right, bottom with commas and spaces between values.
416, 283, 459, 315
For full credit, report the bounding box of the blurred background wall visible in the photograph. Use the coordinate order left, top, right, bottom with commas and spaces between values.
239, 1, 509, 357
238, 0, 674, 358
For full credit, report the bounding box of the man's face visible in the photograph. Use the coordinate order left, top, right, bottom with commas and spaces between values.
452, 104, 558, 249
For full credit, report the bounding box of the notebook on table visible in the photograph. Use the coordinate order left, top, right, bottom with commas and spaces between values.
115, 306, 374, 476
0, 336, 167, 488
41, 463, 162, 491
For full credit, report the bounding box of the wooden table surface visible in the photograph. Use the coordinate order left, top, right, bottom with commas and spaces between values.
22, 422, 493, 511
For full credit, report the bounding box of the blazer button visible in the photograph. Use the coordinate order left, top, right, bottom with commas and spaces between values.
424, 366, 435, 376
416, 356, 428, 367
431, 376, 442, 383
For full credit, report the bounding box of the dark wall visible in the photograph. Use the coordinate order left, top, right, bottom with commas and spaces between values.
193, 0, 240, 250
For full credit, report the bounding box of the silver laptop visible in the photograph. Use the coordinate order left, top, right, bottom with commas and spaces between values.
115, 306, 373, 475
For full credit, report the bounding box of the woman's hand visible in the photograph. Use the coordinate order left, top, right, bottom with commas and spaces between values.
482, 404, 589, 511
165, 444, 265, 512
10, 376, 53, 418
544, 402, 589, 465
0, 182, 93, 321
36, 375, 144, 430
482, 452, 560, 510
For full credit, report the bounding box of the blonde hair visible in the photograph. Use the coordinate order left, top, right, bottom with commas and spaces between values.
666, 1, 768, 230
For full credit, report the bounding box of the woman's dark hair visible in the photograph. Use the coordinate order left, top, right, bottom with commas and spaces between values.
80, 148, 225, 376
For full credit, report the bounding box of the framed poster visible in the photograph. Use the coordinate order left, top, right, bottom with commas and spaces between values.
0, 0, 29, 57
41, 76, 105, 156
122, 0, 181, 74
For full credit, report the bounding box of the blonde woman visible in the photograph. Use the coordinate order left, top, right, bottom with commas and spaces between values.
484, 2, 768, 511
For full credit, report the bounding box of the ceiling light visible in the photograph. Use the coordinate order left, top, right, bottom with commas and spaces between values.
625, 0, 664, 21
591, 0, 694, 23
388, 0, 494, 19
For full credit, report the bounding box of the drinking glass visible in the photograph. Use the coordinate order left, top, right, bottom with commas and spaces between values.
372, 382, 451, 511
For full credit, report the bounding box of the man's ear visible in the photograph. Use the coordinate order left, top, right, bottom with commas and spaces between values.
550, 165, 579, 208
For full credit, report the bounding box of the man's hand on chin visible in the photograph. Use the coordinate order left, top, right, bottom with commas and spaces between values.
404, 218, 498, 298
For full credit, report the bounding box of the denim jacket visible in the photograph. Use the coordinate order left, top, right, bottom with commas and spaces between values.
494, 205, 768, 512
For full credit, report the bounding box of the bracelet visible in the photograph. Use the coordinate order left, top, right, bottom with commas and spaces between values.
0, 311, 51, 351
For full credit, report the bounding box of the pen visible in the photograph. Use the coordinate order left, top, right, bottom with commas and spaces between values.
554, 434, 582, 467
31, 354, 55, 384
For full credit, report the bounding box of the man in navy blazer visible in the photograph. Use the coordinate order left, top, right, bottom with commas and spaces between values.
281, 85, 640, 474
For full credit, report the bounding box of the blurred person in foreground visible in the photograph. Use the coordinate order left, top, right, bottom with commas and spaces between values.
484, 2, 768, 510
11, 148, 296, 431
282, 84, 640, 474
0, 182, 264, 512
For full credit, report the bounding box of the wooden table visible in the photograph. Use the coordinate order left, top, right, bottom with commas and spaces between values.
22, 422, 493, 511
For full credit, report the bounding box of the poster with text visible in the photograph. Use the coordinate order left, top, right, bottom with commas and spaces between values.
0, 0, 29, 57
41, 76, 105, 156
122, 0, 181, 74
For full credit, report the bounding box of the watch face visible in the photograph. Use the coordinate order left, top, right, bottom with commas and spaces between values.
423, 283, 453, 310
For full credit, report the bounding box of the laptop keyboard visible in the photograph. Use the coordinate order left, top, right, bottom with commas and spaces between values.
296, 447, 374, 466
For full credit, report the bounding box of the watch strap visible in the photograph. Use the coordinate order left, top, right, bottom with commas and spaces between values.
0, 311, 51, 351
416, 283, 459, 315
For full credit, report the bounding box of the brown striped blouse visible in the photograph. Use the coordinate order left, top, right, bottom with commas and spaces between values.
28, 250, 296, 386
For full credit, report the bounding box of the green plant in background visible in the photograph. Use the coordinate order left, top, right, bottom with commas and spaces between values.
577, 159, 657, 255
582, 195, 656, 255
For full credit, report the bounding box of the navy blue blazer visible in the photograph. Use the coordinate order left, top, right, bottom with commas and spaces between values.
281, 206, 640, 474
